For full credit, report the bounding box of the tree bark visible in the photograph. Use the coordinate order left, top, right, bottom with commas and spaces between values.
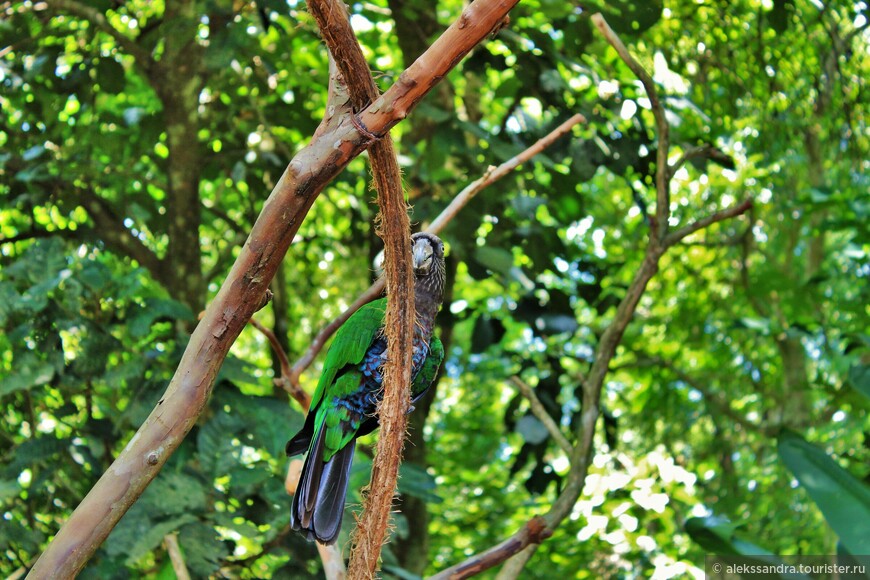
152, 0, 207, 312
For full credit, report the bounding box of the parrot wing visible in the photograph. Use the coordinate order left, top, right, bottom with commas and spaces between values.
309, 297, 387, 410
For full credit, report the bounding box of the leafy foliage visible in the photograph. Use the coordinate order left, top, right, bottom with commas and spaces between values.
1, 0, 868, 577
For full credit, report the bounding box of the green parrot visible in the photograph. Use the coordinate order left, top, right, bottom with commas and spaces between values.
286, 232, 447, 544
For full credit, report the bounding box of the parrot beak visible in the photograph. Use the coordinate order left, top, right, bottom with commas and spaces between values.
412, 237, 434, 274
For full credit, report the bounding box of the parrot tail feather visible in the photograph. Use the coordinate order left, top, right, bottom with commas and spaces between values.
290, 424, 355, 544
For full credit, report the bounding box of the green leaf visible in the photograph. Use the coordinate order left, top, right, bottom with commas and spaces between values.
229, 465, 272, 492
96, 57, 126, 94
177, 522, 229, 577
778, 431, 870, 555
398, 462, 442, 504
147, 471, 209, 516
0, 357, 55, 396
197, 410, 245, 474
510, 195, 545, 219
106, 506, 197, 564
684, 515, 776, 557
847, 364, 870, 400
474, 246, 514, 276
217, 355, 262, 386
2, 436, 69, 477
0, 517, 44, 554
128, 298, 193, 338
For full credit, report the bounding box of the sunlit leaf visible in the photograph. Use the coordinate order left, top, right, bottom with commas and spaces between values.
778, 431, 870, 555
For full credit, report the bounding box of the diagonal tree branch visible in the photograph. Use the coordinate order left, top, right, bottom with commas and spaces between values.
510, 377, 573, 456
27, 1, 519, 576
163, 533, 191, 580
426, 114, 585, 233
664, 198, 754, 247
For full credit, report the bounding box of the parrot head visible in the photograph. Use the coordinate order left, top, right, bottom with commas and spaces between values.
411, 232, 445, 276
411, 232, 446, 305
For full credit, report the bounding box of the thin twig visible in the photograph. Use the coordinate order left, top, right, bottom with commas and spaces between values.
428, 518, 552, 580
664, 198, 753, 247
591, 13, 670, 240
248, 317, 311, 412
427, 114, 586, 233
509, 377, 573, 456
164, 533, 191, 580
669, 144, 713, 173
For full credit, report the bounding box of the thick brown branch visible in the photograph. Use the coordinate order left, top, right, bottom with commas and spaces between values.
27, 0, 516, 575
509, 377, 573, 456
357, 0, 521, 137
591, 13, 670, 240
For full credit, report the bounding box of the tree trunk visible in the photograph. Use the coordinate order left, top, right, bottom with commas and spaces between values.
153, 0, 206, 312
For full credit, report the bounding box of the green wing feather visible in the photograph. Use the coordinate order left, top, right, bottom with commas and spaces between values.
412, 336, 444, 398
308, 297, 387, 411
